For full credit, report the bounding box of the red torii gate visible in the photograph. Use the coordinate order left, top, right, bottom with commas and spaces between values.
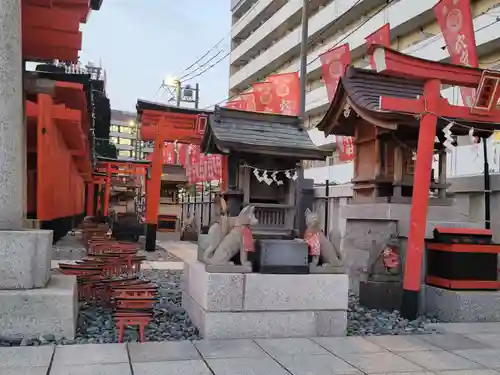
370, 45, 500, 319
136, 101, 211, 251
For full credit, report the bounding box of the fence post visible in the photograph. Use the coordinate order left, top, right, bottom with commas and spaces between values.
208, 183, 212, 225
180, 195, 184, 228
324, 180, 329, 235
200, 183, 205, 229
193, 186, 198, 229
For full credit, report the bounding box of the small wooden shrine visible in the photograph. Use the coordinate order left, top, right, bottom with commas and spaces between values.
317, 67, 491, 203
201, 106, 327, 238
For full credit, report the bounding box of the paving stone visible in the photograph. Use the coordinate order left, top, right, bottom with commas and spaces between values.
0, 367, 49, 375
311, 337, 386, 355
465, 333, 500, 348
418, 334, 493, 351
336, 352, 424, 374
436, 370, 500, 375
274, 353, 363, 375
0, 346, 54, 367
133, 360, 212, 375
367, 373, 435, 375
426, 323, 500, 335
255, 338, 329, 357
206, 357, 290, 375
49, 363, 132, 375
366, 335, 442, 352
453, 349, 500, 369
398, 350, 484, 372
128, 341, 200, 362
53, 344, 128, 366
194, 339, 267, 359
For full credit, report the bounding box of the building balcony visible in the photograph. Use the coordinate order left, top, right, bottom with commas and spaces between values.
229, 0, 416, 91
115, 144, 134, 151
110, 131, 136, 139
304, 8, 500, 115
232, 0, 284, 41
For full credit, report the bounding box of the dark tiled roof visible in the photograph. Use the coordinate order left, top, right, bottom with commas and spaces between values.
136, 99, 212, 116
202, 106, 327, 160
318, 66, 497, 137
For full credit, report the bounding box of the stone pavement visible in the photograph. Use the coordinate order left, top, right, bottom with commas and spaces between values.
4, 330, 500, 374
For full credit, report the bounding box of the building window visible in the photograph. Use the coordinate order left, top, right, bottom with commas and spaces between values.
110, 125, 119, 132
120, 126, 132, 134
118, 150, 131, 157
110, 136, 118, 144
118, 138, 131, 145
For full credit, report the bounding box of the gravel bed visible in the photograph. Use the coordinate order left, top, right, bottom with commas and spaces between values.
347, 293, 439, 336
0, 272, 439, 347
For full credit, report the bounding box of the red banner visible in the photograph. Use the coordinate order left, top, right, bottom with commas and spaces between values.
177, 143, 187, 166
165, 142, 175, 164
319, 43, 351, 101
267, 72, 300, 115
365, 23, 391, 69
240, 93, 256, 111
337, 135, 355, 162
252, 82, 280, 113
225, 100, 245, 109
433, 0, 478, 107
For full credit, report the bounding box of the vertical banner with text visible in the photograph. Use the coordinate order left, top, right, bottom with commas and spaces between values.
365, 23, 391, 70
319, 43, 351, 101
224, 100, 246, 109
433, 0, 478, 107
319, 43, 354, 161
252, 82, 280, 113
239, 92, 256, 111
267, 72, 300, 115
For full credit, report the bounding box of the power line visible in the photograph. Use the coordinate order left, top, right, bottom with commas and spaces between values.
178, 49, 226, 82
174, 0, 264, 80
180, 51, 231, 83
204, 0, 390, 108
205, 3, 500, 109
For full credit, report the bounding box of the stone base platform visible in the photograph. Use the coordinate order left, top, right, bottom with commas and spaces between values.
0, 275, 78, 339
423, 285, 500, 322
182, 261, 348, 339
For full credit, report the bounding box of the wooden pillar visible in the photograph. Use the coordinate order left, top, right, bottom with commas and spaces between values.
393, 145, 403, 198
86, 183, 95, 216
401, 79, 440, 320
145, 133, 165, 251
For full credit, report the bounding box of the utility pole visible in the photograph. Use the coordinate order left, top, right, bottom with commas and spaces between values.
161, 78, 200, 108
299, 0, 309, 120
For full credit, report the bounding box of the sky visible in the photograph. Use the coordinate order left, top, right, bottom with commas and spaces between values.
79, 0, 232, 112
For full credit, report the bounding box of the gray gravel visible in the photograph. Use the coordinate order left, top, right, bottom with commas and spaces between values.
0, 272, 439, 347
347, 292, 439, 336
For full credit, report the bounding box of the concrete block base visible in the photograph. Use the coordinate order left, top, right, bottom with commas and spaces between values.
423, 285, 500, 322
0, 229, 53, 289
0, 275, 78, 339
182, 261, 348, 339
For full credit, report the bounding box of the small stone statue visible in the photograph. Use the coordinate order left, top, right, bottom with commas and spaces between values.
181, 212, 198, 241
366, 237, 402, 281
304, 209, 344, 272
203, 205, 258, 267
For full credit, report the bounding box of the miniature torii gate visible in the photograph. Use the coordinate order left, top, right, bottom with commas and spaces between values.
139, 107, 208, 251
91, 160, 150, 217
371, 45, 500, 319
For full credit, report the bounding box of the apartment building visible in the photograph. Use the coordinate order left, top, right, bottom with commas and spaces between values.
110, 110, 153, 160
229, 0, 500, 182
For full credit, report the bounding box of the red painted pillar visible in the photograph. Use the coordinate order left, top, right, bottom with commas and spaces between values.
401, 79, 440, 319
86, 182, 95, 216
145, 132, 165, 251
103, 164, 111, 216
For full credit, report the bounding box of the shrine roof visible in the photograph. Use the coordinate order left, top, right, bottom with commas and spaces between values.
136, 99, 212, 117
317, 66, 497, 137
201, 106, 327, 160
